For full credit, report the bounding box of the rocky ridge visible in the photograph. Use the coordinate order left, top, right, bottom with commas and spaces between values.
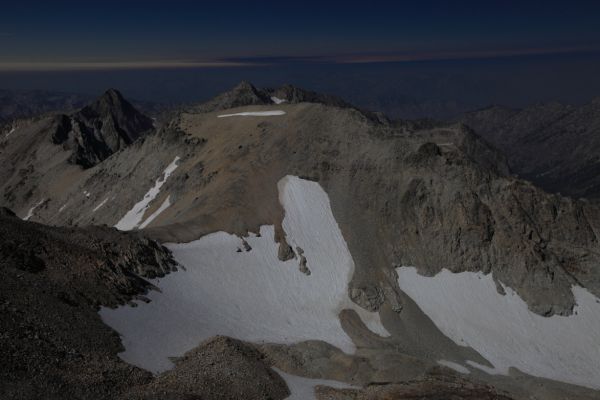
194, 81, 386, 122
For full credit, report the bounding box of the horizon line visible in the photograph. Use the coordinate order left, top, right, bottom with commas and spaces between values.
1, 47, 599, 71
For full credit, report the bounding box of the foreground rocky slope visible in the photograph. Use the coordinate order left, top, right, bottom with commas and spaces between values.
0, 209, 295, 400
0, 208, 174, 399
457, 98, 600, 198
2, 83, 600, 399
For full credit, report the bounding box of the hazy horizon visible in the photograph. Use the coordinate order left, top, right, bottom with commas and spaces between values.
2, 51, 600, 119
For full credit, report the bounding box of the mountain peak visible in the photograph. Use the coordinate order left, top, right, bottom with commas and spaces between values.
100, 88, 126, 103
50, 89, 154, 168
267, 84, 352, 109
232, 81, 258, 92
83, 88, 137, 118
194, 81, 272, 113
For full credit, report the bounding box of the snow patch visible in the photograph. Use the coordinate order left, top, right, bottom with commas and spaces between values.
437, 360, 470, 374
274, 368, 357, 400
23, 199, 45, 221
218, 110, 286, 118
138, 195, 171, 229
114, 157, 180, 231
5, 126, 15, 138
58, 203, 68, 213
396, 266, 600, 390
100, 176, 389, 373
83, 190, 91, 198
271, 96, 287, 104
92, 197, 109, 212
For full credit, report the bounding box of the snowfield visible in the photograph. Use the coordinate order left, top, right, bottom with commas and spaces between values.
271, 96, 287, 104
100, 176, 389, 373
23, 199, 45, 221
5, 126, 15, 138
92, 197, 109, 212
217, 110, 286, 118
138, 195, 171, 229
437, 359, 470, 374
114, 156, 180, 230
397, 267, 600, 390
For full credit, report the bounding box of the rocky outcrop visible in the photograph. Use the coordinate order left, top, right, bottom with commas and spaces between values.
126, 336, 289, 400
0, 207, 176, 306
277, 239, 296, 262
267, 84, 354, 109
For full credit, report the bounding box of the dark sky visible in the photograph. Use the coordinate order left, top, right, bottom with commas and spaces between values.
1, 0, 600, 67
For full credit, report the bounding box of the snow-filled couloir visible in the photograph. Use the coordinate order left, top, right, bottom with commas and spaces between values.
218, 110, 286, 118
114, 156, 180, 231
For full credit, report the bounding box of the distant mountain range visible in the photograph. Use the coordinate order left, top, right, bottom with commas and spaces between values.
0, 89, 92, 124
0, 89, 168, 127
457, 98, 600, 198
